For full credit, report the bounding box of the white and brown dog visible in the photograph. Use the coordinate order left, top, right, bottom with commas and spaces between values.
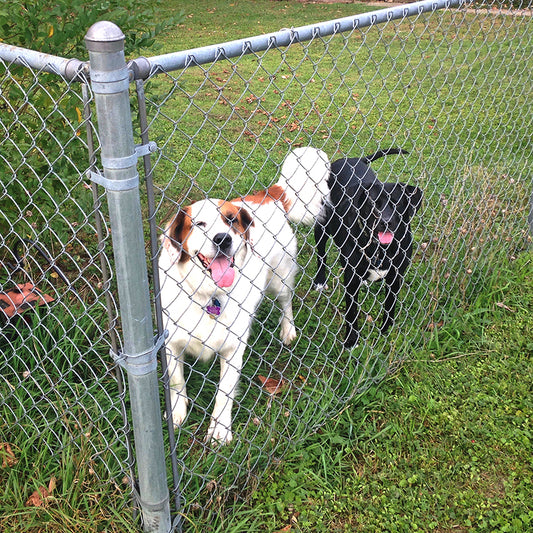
159, 147, 330, 444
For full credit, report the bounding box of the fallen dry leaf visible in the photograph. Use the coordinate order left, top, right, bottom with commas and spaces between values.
26, 487, 48, 507
496, 302, 514, 312
1, 442, 17, 468
258, 375, 287, 395
25, 477, 56, 507
426, 321, 444, 331
287, 122, 300, 132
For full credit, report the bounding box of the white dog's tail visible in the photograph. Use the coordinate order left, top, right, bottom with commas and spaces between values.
276, 147, 331, 226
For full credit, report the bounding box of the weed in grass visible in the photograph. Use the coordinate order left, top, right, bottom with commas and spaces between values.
419, 162, 530, 328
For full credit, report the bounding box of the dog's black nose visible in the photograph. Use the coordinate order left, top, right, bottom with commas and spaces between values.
213, 232, 233, 251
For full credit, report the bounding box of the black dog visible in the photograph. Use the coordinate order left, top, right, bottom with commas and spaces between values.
314, 148, 422, 348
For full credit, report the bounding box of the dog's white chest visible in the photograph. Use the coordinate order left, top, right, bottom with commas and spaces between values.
365, 268, 389, 283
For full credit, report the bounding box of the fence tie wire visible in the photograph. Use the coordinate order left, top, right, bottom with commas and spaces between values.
88, 170, 139, 191
88, 141, 158, 190
111, 330, 168, 376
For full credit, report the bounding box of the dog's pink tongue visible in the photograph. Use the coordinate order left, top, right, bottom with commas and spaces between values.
209, 256, 235, 287
378, 231, 394, 245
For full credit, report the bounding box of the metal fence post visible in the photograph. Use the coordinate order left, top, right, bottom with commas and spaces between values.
85, 22, 171, 532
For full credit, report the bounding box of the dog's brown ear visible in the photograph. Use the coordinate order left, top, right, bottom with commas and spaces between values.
161, 207, 192, 263
235, 206, 254, 243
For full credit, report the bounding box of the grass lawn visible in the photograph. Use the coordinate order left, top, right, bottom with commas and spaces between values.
141, 3, 531, 529
2, 252, 531, 531
1, 1, 531, 531
178, 251, 532, 532
233, 253, 533, 532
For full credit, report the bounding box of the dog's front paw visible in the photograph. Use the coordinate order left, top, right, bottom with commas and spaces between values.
280, 321, 297, 345
206, 420, 233, 445
313, 282, 329, 291
170, 396, 189, 428
344, 321, 361, 349
344, 332, 360, 350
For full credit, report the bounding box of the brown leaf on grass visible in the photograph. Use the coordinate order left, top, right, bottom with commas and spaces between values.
496, 302, 514, 312
25, 487, 48, 507
258, 375, 287, 395
426, 321, 444, 331
287, 122, 300, 132
25, 477, 56, 507
1, 442, 18, 468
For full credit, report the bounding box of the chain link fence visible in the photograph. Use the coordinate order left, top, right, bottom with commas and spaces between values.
1, 1, 531, 530
0, 52, 136, 493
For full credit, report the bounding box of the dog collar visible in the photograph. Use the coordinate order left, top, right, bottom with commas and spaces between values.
206, 297, 221, 318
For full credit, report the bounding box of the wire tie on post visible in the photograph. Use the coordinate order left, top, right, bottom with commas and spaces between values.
112, 330, 168, 376
89, 170, 139, 191
88, 141, 158, 191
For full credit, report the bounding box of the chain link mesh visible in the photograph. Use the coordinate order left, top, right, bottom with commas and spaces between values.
0, 62, 134, 490
143, 2, 532, 514
1, 1, 531, 526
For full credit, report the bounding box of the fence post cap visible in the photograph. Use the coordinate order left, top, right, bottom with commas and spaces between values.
85, 21, 125, 52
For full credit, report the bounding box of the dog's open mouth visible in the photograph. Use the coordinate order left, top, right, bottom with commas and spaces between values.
377, 231, 394, 245
198, 253, 236, 288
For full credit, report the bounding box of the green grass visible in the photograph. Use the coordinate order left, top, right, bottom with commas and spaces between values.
1, 253, 531, 531
141, 4, 531, 519
185, 252, 533, 532
0, 432, 138, 532
0, 304, 137, 532
144, 1, 530, 528
1, 0, 532, 531
137, 1, 532, 529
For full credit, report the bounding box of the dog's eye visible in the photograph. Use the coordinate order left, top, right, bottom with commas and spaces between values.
224, 214, 236, 225
196, 221, 207, 228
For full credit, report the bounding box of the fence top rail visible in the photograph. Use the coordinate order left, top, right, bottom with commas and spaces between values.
0, 0, 470, 82
0, 42, 87, 81
133, 0, 470, 79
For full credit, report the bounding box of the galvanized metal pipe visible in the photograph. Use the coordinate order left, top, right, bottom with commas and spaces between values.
0, 41, 87, 80
132, 0, 471, 77
84, 21, 171, 533
0, 0, 470, 82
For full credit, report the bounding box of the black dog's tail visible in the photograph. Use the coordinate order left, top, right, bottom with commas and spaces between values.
362, 148, 408, 164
